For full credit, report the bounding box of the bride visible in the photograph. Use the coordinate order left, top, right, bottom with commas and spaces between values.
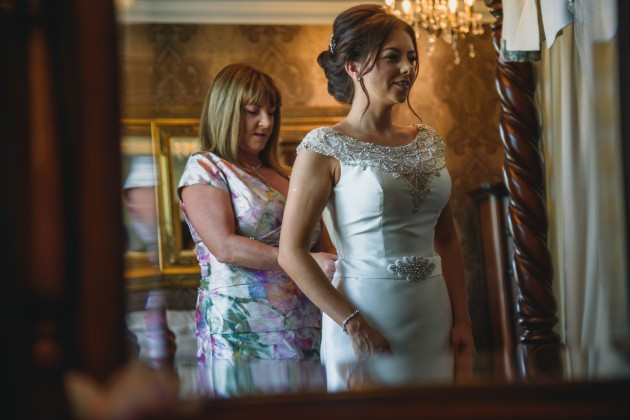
278, 4, 475, 390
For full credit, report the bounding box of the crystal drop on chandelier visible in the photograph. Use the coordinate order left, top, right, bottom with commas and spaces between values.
384, 0, 484, 64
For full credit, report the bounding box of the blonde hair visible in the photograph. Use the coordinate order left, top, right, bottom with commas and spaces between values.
199, 63, 286, 175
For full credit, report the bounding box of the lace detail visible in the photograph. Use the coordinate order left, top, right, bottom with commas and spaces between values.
297, 125, 446, 212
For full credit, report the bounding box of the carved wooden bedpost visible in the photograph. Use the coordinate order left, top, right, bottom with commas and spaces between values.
484, 0, 561, 374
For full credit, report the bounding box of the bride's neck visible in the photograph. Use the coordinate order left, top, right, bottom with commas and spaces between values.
344, 104, 393, 134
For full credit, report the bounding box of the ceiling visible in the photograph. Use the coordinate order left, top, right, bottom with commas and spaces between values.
116, 0, 495, 25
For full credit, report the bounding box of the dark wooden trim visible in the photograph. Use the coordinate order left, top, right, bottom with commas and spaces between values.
3, 0, 125, 417
66, 0, 128, 381
470, 183, 518, 379
484, 0, 560, 356
618, 0, 630, 355
170, 379, 630, 420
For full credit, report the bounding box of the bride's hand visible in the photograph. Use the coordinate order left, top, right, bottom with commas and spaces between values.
345, 315, 392, 360
310, 252, 338, 280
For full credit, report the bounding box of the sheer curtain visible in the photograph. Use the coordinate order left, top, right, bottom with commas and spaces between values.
535, 0, 628, 353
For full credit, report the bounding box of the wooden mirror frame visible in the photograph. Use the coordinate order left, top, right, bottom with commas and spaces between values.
4, 0, 628, 418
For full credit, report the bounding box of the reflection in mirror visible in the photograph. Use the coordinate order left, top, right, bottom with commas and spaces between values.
113, 0, 630, 410
121, 120, 160, 280
116, 5, 505, 389
153, 120, 199, 273
121, 119, 201, 288
121, 120, 200, 385
8, 0, 630, 416
143, 348, 630, 400
170, 134, 197, 253
196, 360, 326, 398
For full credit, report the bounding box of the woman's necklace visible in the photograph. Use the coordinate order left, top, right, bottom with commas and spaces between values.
244, 161, 270, 186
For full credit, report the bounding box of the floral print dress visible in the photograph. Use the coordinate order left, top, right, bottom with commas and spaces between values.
178, 152, 322, 362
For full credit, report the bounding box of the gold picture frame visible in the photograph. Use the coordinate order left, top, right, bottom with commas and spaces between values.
121, 106, 348, 291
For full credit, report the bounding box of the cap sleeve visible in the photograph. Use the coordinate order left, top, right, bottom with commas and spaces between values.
296, 127, 340, 158
177, 152, 228, 200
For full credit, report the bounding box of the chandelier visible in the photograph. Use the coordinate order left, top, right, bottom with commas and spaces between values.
384, 0, 484, 64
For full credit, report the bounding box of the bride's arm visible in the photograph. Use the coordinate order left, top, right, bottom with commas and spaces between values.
310, 224, 338, 280
434, 202, 475, 353
279, 148, 390, 358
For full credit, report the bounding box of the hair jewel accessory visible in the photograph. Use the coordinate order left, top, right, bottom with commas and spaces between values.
329, 34, 336, 56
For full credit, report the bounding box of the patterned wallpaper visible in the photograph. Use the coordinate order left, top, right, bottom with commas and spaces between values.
119, 23, 503, 350
120, 24, 339, 111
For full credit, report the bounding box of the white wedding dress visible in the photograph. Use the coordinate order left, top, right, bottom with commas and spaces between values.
297, 124, 454, 391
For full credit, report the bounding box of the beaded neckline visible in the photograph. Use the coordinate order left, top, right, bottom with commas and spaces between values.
326, 125, 422, 150
297, 124, 447, 212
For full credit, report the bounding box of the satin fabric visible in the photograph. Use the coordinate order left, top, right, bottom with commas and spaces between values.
297, 126, 454, 391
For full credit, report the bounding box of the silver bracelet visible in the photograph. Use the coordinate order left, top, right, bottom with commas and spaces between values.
342, 309, 360, 335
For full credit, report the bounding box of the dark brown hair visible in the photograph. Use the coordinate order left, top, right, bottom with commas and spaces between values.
317, 4, 420, 118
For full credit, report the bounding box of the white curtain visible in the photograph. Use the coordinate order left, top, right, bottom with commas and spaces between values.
536, 0, 628, 354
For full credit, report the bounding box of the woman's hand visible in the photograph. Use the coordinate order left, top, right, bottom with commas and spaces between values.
450, 323, 475, 354
345, 316, 392, 360
310, 252, 338, 280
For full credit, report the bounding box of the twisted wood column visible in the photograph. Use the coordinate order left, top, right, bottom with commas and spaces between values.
484, 0, 560, 350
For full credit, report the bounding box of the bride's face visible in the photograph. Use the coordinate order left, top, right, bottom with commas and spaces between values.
359, 28, 417, 106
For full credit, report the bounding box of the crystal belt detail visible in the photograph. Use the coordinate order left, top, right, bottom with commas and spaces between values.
387, 256, 436, 282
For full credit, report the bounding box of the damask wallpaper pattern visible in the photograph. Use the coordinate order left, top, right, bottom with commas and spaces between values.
119, 23, 503, 349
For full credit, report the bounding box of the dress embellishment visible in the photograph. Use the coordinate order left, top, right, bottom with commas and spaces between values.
297, 125, 446, 212
387, 256, 436, 282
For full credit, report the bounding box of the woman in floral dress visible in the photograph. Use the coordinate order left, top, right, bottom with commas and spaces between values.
178, 63, 337, 369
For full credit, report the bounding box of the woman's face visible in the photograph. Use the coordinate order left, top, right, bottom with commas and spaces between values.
360, 28, 417, 106
238, 103, 276, 156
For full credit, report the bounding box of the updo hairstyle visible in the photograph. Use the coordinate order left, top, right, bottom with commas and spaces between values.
317, 4, 419, 108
